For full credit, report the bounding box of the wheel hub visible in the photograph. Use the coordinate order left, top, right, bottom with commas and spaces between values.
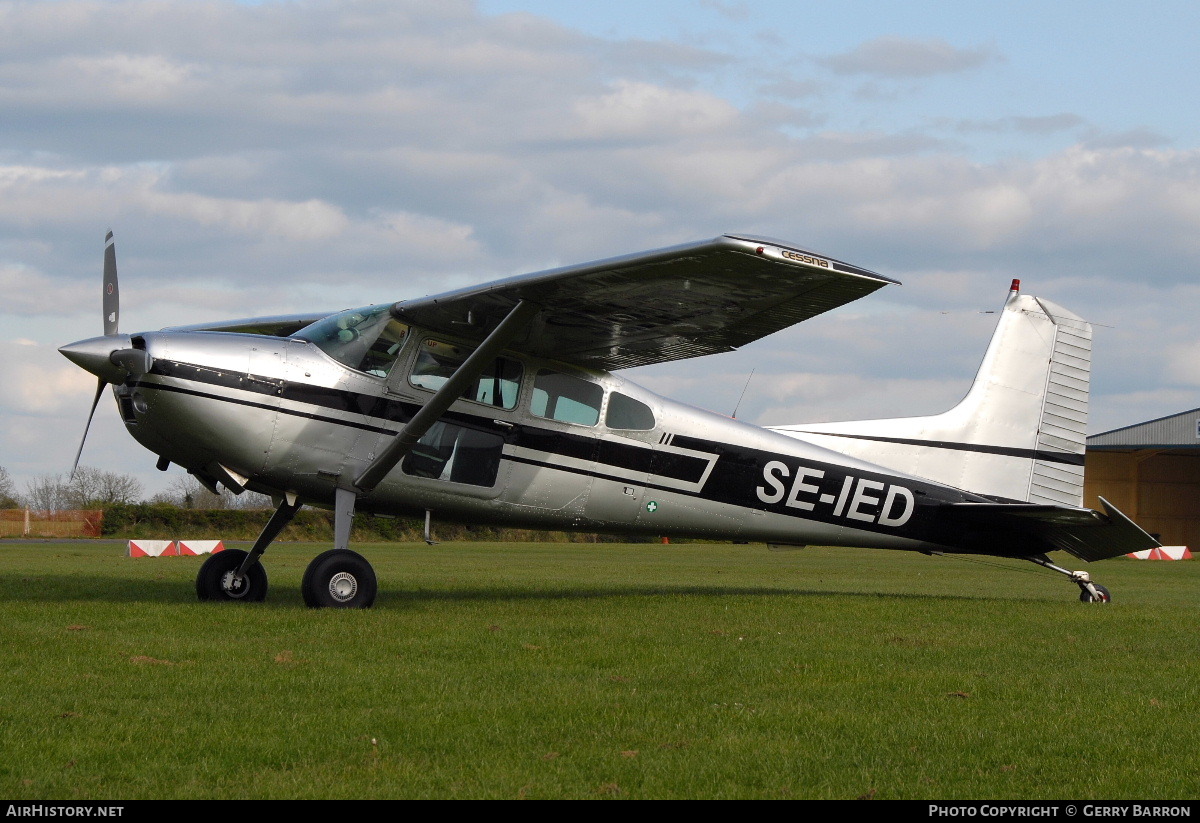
329, 571, 358, 603
220, 570, 250, 599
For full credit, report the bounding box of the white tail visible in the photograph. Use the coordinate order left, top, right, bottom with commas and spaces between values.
771, 283, 1092, 504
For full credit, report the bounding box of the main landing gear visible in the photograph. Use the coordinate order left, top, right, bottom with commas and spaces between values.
1026, 555, 1112, 603
195, 549, 268, 602
195, 490, 378, 609
300, 549, 378, 608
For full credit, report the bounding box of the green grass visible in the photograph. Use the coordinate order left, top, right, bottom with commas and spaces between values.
0, 540, 1197, 799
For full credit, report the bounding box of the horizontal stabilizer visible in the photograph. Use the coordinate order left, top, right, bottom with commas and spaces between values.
945, 496, 1160, 562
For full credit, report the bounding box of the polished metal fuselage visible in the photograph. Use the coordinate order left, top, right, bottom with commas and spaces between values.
114, 327, 990, 553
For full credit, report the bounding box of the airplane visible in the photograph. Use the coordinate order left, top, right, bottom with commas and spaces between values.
58, 232, 1160, 608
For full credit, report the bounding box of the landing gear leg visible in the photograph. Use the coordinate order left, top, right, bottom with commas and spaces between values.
300, 487, 378, 609
1026, 554, 1112, 603
196, 496, 301, 602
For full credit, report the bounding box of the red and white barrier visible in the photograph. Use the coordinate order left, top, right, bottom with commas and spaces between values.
178, 540, 225, 556
128, 540, 176, 558
128, 539, 225, 557
1127, 546, 1192, 560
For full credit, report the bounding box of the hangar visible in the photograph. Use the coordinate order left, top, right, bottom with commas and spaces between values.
1085, 408, 1200, 549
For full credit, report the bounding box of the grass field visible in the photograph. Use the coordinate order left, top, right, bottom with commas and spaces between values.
0, 539, 1197, 800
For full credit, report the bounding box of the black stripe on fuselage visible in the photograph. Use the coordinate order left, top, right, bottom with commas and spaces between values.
778, 430, 1086, 466
136, 360, 709, 485
135, 359, 1046, 553
132, 380, 399, 436
134, 359, 1009, 546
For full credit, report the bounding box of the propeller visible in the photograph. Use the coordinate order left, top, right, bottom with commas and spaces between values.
70, 381, 107, 476
103, 230, 119, 335
59, 231, 153, 475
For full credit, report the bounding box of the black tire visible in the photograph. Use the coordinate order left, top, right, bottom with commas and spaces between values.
1079, 583, 1112, 603
301, 549, 378, 609
196, 549, 268, 602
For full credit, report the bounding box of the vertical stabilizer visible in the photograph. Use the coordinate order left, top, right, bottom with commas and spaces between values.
771, 283, 1092, 504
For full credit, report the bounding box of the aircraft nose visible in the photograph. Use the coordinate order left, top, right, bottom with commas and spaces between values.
59, 334, 136, 384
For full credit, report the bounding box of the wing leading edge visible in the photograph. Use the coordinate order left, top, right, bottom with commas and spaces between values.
164, 313, 332, 337
392, 234, 898, 371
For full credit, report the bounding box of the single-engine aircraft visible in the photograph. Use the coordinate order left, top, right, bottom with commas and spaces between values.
60, 232, 1159, 608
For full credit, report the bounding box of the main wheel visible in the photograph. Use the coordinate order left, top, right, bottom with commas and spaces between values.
301, 549, 378, 609
196, 549, 268, 602
1079, 583, 1112, 603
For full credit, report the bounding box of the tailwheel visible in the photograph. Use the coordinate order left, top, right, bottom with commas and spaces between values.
1025, 555, 1112, 603
196, 549, 268, 602
301, 549, 378, 609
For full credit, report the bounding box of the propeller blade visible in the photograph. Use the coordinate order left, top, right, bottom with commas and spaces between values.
72, 378, 107, 477
103, 230, 119, 336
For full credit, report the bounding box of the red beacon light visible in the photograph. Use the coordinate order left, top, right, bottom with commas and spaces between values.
1010, 278, 1021, 293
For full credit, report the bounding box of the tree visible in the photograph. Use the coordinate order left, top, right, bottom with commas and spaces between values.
70, 466, 143, 507
151, 474, 272, 510
0, 466, 19, 508
23, 467, 144, 510
23, 474, 74, 511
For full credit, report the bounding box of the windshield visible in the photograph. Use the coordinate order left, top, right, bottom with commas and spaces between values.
293, 304, 410, 377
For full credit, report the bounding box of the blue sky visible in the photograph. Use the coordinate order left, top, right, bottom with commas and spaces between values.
2, 0, 1198, 497
481, 0, 1200, 158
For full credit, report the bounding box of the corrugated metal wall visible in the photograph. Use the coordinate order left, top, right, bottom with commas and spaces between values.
1088, 409, 1200, 448
1084, 451, 1200, 547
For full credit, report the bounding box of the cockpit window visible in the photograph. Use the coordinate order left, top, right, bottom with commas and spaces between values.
409, 339, 524, 410
293, 304, 410, 377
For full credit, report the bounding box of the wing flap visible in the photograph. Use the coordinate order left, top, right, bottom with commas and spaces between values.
946, 496, 1160, 561
393, 235, 896, 370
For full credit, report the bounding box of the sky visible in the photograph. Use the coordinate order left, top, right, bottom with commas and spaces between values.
2, 0, 1199, 499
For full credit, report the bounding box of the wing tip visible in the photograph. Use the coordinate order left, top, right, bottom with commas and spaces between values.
720, 233, 899, 285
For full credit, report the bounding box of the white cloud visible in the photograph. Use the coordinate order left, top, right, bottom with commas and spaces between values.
818, 37, 999, 78
0, 0, 1198, 495
0, 262, 89, 316
571, 81, 740, 141
0, 340, 94, 415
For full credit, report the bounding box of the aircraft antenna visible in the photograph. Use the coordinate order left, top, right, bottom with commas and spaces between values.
731, 369, 755, 419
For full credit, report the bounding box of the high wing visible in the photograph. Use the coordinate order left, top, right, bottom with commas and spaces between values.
392, 234, 898, 371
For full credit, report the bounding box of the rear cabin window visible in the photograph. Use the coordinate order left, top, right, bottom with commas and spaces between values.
606, 392, 656, 431
409, 339, 523, 410
531, 370, 603, 426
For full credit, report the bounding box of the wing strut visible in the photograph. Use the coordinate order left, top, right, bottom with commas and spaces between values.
354, 299, 542, 493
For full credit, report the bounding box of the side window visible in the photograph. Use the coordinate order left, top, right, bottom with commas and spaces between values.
531, 370, 603, 426
409, 339, 523, 410
606, 392, 656, 431
401, 421, 504, 487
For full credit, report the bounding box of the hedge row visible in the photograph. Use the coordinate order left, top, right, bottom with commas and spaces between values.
99, 502, 651, 543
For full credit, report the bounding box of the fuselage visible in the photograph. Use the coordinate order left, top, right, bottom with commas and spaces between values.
102, 310, 1001, 555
